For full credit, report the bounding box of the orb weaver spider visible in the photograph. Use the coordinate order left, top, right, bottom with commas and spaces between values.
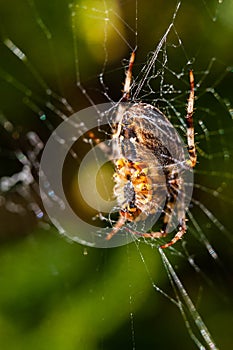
91, 51, 196, 248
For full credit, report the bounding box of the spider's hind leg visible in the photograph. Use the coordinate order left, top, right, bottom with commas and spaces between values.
159, 170, 187, 248
141, 169, 187, 249
160, 218, 187, 249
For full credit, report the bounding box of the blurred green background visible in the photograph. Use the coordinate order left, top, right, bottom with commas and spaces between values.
0, 1, 233, 349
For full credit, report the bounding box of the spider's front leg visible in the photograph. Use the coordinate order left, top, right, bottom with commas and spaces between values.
186, 70, 197, 168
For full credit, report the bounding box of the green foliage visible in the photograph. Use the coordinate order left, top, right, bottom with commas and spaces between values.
0, 229, 160, 350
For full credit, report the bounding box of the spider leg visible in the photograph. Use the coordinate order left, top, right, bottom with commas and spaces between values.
186, 70, 197, 168
139, 217, 187, 248
161, 173, 180, 231
113, 51, 136, 138
150, 71, 196, 248
122, 51, 135, 102
87, 131, 113, 159
160, 218, 187, 249
140, 171, 186, 248
106, 216, 126, 240
87, 52, 135, 149
140, 231, 167, 239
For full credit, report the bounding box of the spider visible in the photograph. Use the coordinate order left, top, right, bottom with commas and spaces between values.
91, 51, 196, 248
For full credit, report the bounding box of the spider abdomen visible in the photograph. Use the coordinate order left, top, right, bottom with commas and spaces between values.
113, 158, 154, 222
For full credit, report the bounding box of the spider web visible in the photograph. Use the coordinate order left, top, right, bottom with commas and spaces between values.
0, 0, 233, 349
